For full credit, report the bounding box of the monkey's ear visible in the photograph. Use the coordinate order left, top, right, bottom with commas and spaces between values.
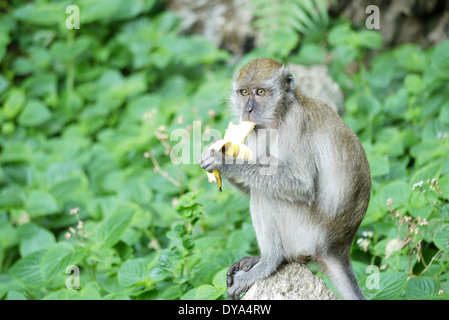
284, 72, 295, 92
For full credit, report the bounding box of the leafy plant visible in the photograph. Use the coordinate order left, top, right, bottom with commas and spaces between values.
249, 0, 332, 62
0, 0, 448, 301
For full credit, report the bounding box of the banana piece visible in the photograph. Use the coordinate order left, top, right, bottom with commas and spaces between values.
206, 121, 256, 191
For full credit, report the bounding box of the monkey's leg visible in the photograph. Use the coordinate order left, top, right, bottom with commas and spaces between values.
320, 255, 365, 300
227, 204, 285, 300
226, 256, 260, 287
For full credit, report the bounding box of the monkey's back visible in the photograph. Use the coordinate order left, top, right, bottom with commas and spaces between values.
302, 96, 371, 247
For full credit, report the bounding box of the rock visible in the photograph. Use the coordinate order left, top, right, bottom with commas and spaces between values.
167, 0, 255, 56
241, 263, 338, 300
288, 64, 345, 115
330, 0, 449, 47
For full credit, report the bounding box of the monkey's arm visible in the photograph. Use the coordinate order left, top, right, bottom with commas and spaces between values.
224, 177, 251, 195
200, 149, 315, 204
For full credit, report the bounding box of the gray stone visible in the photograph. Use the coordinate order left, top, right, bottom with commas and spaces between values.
289, 64, 345, 115
241, 263, 338, 300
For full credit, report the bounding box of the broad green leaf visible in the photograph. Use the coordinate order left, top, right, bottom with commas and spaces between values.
41, 242, 86, 281
3, 88, 26, 119
0, 74, 8, 94
367, 154, 389, 178
18, 99, 52, 127
158, 285, 183, 300
25, 190, 59, 217
0, 221, 18, 249
0, 274, 25, 298
181, 284, 222, 300
367, 272, 407, 300
357, 30, 383, 50
431, 40, 449, 68
433, 228, 449, 252
93, 210, 134, 248
410, 161, 443, 187
379, 181, 411, 211
14, 3, 64, 26
212, 267, 228, 291
18, 223, 56, 257
43, 289, 79, 300
77, 0, 118, 23
149, 266, 171, 281
404, 74, 423, 94
406, 277, 440, 299
10, 250, 46, 287
118, 258, 147, 287
439, 175, 449, 201
0, 143, 32, 163
6, 291, 27, 300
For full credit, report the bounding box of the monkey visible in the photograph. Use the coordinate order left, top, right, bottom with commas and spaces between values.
199, 57, 371, 300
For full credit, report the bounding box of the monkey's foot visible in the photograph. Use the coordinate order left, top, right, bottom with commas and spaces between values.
226, 256, 260, 300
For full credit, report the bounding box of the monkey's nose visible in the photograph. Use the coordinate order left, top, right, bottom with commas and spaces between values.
246, 99, 255, 113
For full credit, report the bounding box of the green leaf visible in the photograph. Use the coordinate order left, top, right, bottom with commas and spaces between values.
357, 30, 383, 50
78, 0, 118, 23
18, 99, 52, 127
379, 181, 411, 211
410, 161, 443, 186
181, 284, 222, 300
118, 258, 147, 287
14, 3, 64, 26
439, 175, 449, 201
10, 250, 46, 287
0, 274, 25, 298
93, 210, 134, 248
6, 291, 27, 300
18, 223, 56, 257
0, 221, 18, 249
367, 272, 407, 300
431, 40, 449, 68
295, 43, 326, 65
404, 74, 423, 94
0, 143, 32, 163
0, 74, 9, 94
149, 266, 171, 281
41, 242, 85, 281
25, 190, 59, 217
3, 88, 26, 120
212, 267, 228, 291
433, 228, 449, 252
405, 277, 440, 299
367, 154, 389, 178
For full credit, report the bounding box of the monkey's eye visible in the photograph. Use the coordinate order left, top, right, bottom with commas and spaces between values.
240, 89, 249, 96
256, 89, 266, 96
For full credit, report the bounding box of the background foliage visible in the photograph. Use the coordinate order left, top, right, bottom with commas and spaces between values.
0, 0, 448, 300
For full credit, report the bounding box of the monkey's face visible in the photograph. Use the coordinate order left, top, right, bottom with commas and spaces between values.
230, 58, 296, 129
236, 87, 270, 125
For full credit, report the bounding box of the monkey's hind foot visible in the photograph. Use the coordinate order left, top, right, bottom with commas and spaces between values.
226, 256, 260, 289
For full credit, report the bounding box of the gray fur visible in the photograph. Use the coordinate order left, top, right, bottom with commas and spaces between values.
199, 58, 371, 300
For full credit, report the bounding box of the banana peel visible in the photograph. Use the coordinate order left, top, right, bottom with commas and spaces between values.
206, 121, 256, 191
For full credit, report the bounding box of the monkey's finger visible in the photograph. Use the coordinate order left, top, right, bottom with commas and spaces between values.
199, 155, 215, 171
226, 275, 233, 288
226, 262, 241, 287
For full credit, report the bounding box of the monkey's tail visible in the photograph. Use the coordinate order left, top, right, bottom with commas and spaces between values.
320, 255, 365, 300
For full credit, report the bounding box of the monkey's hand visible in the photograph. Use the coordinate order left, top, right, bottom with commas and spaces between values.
200, 146, 245, 170
226, 256, 260, 300
199, 148, 225, 173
